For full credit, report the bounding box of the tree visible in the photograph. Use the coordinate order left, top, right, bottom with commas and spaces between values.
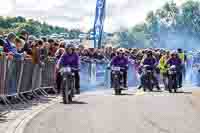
117, 0, 200, 48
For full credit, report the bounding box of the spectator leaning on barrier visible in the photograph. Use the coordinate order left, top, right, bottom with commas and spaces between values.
4, 32, 26, 60
0, 39, 4, 56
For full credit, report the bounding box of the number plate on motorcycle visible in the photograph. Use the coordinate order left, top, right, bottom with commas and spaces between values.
112, 67, 120, 71
169, 71, 176, 74
146, 70, 152, 73
64, 67, 71, 72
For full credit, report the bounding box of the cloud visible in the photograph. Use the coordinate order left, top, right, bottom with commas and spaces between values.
1, 0, 189, 32
0, 0, 15, 16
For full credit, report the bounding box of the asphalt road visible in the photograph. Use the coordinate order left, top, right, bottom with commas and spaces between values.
24, 89, 200, 133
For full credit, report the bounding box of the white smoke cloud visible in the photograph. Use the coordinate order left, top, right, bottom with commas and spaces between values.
0, 0, 188, 32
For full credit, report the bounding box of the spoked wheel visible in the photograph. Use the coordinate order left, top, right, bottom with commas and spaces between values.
115, 89, 121, 95
115, 89, 118, 95
68, 94, 72, 103
173, 77, 178, 93
62, 80, 68, 104
148, 83, 153, 92
168, 83, 172, 93
168, 76, 174, 93
143, 84, 147, 92
63, 79, 73, 104
67, 78, 75, 103
169, 88, 172, 93
113, 76, 121, 95
63, 88, 68, 104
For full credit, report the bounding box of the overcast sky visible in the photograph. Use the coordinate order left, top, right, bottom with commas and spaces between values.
0, 0, 188, 32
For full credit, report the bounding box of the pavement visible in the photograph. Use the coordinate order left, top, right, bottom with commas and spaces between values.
24, 88, 200, 133
0, 96, 61, 133
1, 88, 200, 133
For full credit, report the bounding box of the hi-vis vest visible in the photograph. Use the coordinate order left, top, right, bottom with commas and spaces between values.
179, 53, 185, 62
159, 56, 168, 73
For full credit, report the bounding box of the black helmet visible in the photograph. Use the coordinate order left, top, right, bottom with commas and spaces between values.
20, 29, 29, 36
147, 50, 153, 56
177, 48, 182, 53
65, 44, 75, 49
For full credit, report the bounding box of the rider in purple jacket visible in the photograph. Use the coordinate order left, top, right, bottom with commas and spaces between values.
166, 51, 183, 88
138, 50, 161, 90
111, 49, 128, 70
59, 52, 79, 69
166, 52, 182, 67
110, 48, 128, 88
58, 44, 80, 94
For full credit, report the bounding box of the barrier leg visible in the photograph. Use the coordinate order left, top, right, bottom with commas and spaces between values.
39, 88, 49, 96
31, 90, 41, 100
16, 94, 27, 104
39, 90, 48, 98
18, 93, 30, 104
0, 96, 11, 114
1, 96, 14, 109
32, 89, 49, 100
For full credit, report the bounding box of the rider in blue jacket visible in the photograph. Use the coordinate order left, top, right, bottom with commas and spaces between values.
110, 48, 128, 89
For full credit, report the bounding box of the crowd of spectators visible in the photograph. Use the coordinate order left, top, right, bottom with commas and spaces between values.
0, 30, 192, 94
0, 30, 186, 70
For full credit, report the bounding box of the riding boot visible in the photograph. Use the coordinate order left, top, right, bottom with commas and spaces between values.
123, 71, 128, 89
56, 72, 62, 94
177, 72, 183, 88
74, 71, 80, 94
111, 72, 114, 88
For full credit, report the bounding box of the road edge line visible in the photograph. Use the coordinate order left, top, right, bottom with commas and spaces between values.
6, 98, 60, 133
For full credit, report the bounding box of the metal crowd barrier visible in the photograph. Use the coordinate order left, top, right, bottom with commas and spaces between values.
105, 62, 140, 88
41, 58, 56, 89
80, 61, 91, 90
0, 54, 57, 109
79, 60, 140, 91
0, 54, 6, 96
79, 60, 109, 91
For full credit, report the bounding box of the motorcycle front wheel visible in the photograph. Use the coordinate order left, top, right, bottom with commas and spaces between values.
63, 79, 73, 104
63, 80, 69, 104
115, 89, 121, 95
168, 76, 174, 93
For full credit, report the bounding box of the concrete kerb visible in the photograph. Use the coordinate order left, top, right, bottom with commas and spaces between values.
6, 97, 61, 133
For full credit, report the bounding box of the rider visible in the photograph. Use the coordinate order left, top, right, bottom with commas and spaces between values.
139, 50, 161, 90
110, 48, 128, 89
58, 44, 80, 94
166, 51, 182, 88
